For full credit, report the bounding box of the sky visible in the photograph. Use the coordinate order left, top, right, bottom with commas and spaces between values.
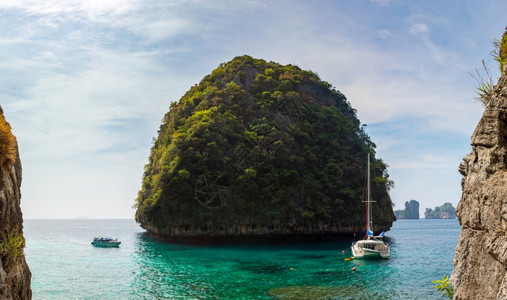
1, 0, 505, 219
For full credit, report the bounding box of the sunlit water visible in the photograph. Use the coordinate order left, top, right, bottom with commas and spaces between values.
24, 219, 460, 299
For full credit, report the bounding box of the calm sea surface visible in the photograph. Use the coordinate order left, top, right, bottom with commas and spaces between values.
24, 219, 460, 299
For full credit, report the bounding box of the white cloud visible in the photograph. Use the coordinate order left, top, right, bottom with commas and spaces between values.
370, 0, 391, 6
0, 0, 135, 18
12, 48, 178, 157
377, 29, 393, 39
409, 22, 429, 35
388, 154, 460, 170
34, 51, 56, 60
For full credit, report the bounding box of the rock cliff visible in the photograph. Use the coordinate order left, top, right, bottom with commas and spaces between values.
135, 56, 395, 242
451, 64, 507, 298
0, 106, 31, 299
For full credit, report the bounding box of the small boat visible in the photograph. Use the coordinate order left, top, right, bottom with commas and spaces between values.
91, 237, 121, 247
351, 154, 390, 259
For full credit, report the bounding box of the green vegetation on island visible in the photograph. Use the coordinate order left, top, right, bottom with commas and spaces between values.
0, 233, 26, 271
424, 202, 456, 219
472, 28, 507, 106
0, 111, 17, 166
492, 27, 507, 74
394, 200, 419, 219
134, 55, 395, 239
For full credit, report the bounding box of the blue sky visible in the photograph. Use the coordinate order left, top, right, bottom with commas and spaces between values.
1, 0, 505, 219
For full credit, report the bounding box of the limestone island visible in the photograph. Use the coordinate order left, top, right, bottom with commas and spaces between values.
424, 202, 456, 219
394, 200, 419, 219
134, 56, 395, 243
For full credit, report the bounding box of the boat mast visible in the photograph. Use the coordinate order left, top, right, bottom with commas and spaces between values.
366, 153, 371, 239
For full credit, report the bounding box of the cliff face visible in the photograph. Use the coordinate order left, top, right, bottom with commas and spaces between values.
135, 56, 395, 241
451, 64, 507, 299
0, 107, 31, 299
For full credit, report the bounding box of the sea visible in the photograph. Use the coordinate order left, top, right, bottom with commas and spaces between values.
24, 218, 460, 299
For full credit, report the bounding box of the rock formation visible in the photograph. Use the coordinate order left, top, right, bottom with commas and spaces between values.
451, 65, 507, 298
0, 106, 31, 299
424, 202, 456, 219
394, 200, 419, 219
135, 56, 395, 242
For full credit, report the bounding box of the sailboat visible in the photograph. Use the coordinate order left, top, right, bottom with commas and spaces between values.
351, 154, 390, 259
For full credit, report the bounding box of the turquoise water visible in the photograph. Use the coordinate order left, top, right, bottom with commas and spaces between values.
24, 219, 460, 299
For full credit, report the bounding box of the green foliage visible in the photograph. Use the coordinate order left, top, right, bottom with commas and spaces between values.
469, 60, 495, 106
0, 232, 25, 270
476, 80, 494, 104
0, 113, 17, 166
135, 55, 394, 229
243, 168, 257, 178
177, 169, 190, 180
470, 28, 507, 106
432, 276, 454, 299
500, 32, 507, 72
471, 28, 507, 107
491, 29, 507, 74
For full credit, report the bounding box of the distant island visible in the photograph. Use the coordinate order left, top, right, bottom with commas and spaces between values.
424, 202, 456, 219
394, 200, 419, 219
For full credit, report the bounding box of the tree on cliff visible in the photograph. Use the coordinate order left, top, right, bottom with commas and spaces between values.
134, 56, 395, 238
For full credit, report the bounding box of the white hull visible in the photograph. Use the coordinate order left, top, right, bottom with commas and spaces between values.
351, 239, 389, 259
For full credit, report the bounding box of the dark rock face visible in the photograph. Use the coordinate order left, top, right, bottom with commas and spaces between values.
394, 200, 419, 219
0, 107, 31, 299
135, 56, 395, 242
451, 64, 507, 298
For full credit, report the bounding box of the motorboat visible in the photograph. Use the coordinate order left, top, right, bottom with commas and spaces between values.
91, 237, 121, 247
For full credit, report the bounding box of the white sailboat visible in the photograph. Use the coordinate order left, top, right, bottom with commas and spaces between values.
351, 154, 390, 259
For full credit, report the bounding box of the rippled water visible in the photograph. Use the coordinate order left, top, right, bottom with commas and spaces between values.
24, 219, 460, 299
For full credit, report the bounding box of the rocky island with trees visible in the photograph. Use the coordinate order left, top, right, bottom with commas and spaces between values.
134, 55, 395, 242
424, 202, 456, 219
394, 200, 420, 219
